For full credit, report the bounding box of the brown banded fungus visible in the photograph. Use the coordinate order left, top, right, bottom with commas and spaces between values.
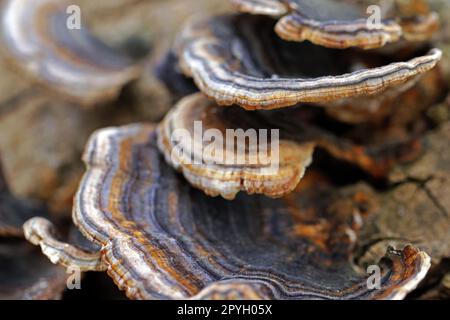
158, 45, 445, 126
65, 124, 430, 299
0, 0, 143, 106
173, 14, 441, 110
158, 93, 423, 199
323, 65, 445, 125
24, 217, 106, 272
158, 93, 315, 199
230, 0, 439, 49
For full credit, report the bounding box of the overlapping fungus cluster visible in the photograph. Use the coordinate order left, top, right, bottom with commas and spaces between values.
0, 0, 449, 300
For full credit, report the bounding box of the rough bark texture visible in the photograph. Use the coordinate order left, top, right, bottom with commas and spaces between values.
356, 124, 450, 299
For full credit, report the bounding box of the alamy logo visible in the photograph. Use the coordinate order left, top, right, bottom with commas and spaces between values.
367, 265, 381, 290
170, 121, 280, 174
366, 1, 394, 30
66, 5, 81, 30
367, 5, 382, 30
66, 266, 81, 290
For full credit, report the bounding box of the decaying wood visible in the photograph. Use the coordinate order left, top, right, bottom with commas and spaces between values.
357, 123, 450, 266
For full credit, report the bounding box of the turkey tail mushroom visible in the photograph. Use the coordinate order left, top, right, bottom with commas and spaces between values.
230, 0, 438, 49
158, 93, 423, 199
70, 124, 431, 300
173, 14, 441, 110
24, 217, 107, 272
157, 94, 315, 200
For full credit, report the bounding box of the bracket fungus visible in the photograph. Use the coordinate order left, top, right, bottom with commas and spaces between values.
0, 160, 67, 300
173, 14, 441, 110
24, 217, 106, 272
158, 93, 423, 199
230, 0, 439, 49
158, 94, 315, 199
323, 65, 445, 125
0, 0, 143, 106
49, 124, 431, 300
